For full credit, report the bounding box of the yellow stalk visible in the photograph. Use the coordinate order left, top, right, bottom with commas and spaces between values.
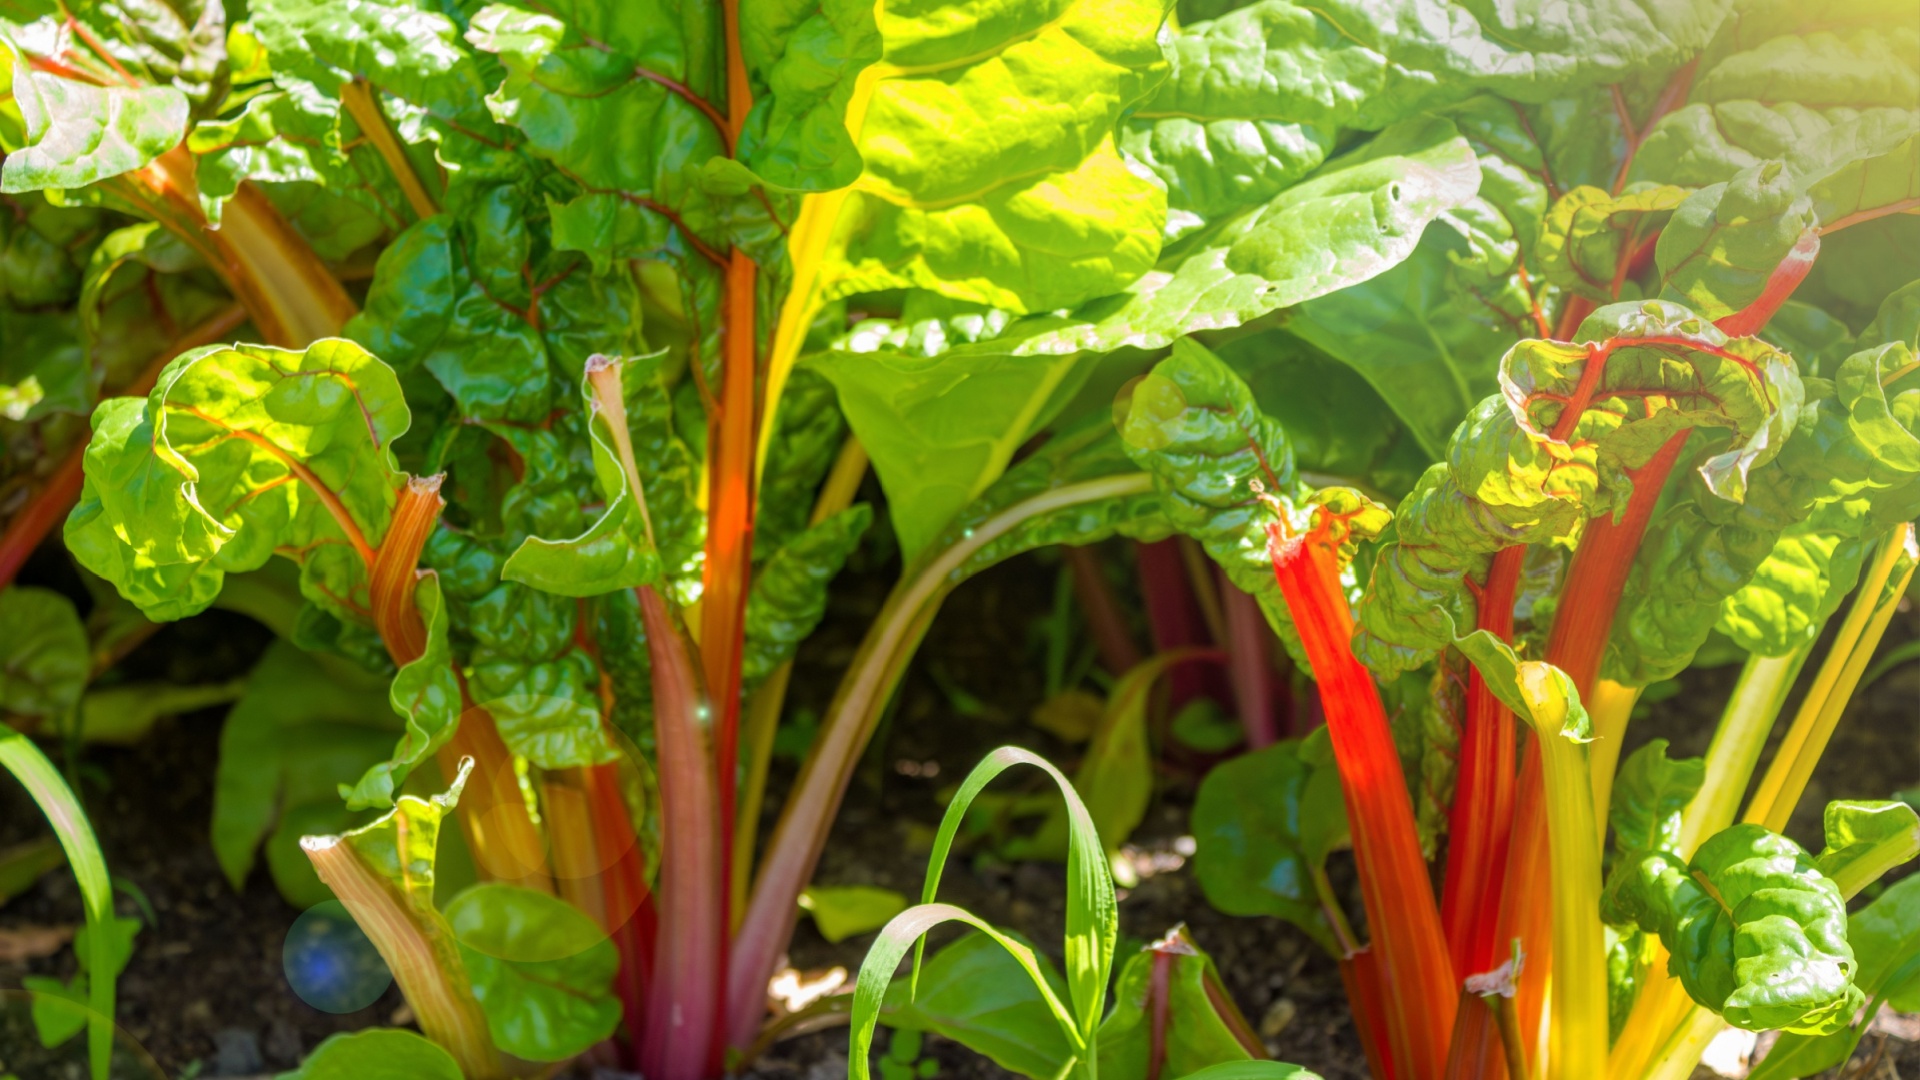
755, 14, 889, 482
1674, 649, 1806, 857
1517, 663, 1608, 1080
340, 80, 440, 221
1584, 678, 1640, 847
1746, 524, 1916, 831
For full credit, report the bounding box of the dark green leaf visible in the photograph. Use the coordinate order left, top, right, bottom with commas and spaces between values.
882, 930, 1075, 1080
741, 504, 871, 687
1095, 928, 1257, 1079
445, 882, 621, 1062
0, 587, 88, 718
1190, 739, 1347, 955
273, 1028, 464, 1080
1609, 739, 1705, 858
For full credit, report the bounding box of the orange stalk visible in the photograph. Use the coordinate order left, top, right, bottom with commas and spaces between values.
1268, 516, 1457, 1080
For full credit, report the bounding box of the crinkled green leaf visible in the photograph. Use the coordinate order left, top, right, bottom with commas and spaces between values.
1538, 184, 1689, 302
810, 341, 1092, 559
1189, 737, 1347, 955
741, 504, 870, 688
0, 35, 189, 193
274, 1027, 464, 1080
64, 338, 411, 624
0, 587, 88, 718
1715, 499, 1872, 657
1360, 300, 1801, 675
501, 351, 702, 600
77, 220, 230, 395
1094, 928, 1258, 1078
1604, 823, 1863, 1035
445, 882, 620, 1061
1116, 338, 1304, 656
754, 365, 847, 558
1383, 661, 1461, 856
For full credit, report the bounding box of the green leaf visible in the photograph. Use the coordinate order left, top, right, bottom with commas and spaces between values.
1190, 739, 1346, 955
1609, 739, 1705, 858
502, 354, 676, 598
1605, 823, 1863, 1035
1716, 500, 1873, 658
212, 641, 398, 908
1119, 0, 1370, 234
814, 0, 1168, 312
1814, 800, 1920, 898
809, 343, 1091, 559
754, 365, 848, 557
1655, 162, 1818, 322
741, 504, 871, 687
445, 882, 620, 1061
1746, 1028, 1854, 1080
1361, 301, 1802, 676
881, 929, 1076, 1080
274, 1028, 464, 1080
1095, 927, 1259, 1079
0, 587, 88, 718
1537, 184, 1689, 302
342, 573, 464, 809
0, 35, 189, 193
800, 884, 908, 944
1849, 873, 1920, 1011
1116, 338, 1303, 657
1281, 212, 1514, 461
65, 338, 411, 623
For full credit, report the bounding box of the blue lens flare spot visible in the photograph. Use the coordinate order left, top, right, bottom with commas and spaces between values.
282, 900, 392, 1014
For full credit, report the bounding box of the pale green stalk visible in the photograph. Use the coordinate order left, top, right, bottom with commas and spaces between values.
0, 731, 117, 1080
1673, 648, 1809, 858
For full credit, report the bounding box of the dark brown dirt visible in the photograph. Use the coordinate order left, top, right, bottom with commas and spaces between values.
2, 535, 1917, 1079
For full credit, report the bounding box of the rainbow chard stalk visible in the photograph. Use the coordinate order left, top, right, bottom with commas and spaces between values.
1117, 341, 1457, 1080
503, 355, 723, 1077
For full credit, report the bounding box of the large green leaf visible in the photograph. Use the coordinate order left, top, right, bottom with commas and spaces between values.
810, 341, 1092, 559
1814, 800, 1920, 897
0, 34, 189, 194
1604, 823, 1862, 1035
445, 883, 621, 1062
814, 0, 1169, 312
211, 640, 399, 908
1189, 738, 1347, 955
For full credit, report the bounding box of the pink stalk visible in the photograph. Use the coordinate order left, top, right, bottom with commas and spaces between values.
1218, 566, 1281, 746
636, 585, 722, 1080
1136, 539, 1228, 707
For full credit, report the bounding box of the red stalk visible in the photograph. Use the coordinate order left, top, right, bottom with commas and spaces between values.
1341, 949, 1400, 1080
1063, 544, 1144, 676
1714, 230, 1819, 338
1268, 516, 1456, 1080
703, 249, 758, 965
1219, 567, 1281, 746
1439, 547, 1522, 977
1136, 539, 1230, 707
0, 304, 247, 589
636, 584, 723, 1080
1147, 948, 1173, 1080
1480, 431, 1690, 1062
1441, 992, 1510, 1080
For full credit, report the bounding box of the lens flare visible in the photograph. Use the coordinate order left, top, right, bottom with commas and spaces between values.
283, 900, 392, 1013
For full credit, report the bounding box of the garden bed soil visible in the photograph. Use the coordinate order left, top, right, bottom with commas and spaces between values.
2, 538, 1917, 1080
